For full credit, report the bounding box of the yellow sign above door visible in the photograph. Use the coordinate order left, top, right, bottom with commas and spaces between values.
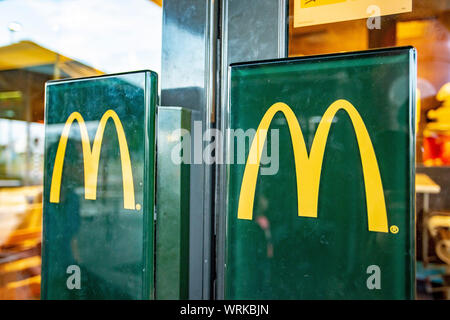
294, 0, 412, 28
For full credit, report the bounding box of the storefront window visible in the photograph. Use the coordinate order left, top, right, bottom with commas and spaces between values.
289, 0, 450, 166
289, 0, 450, 299
0, 0, 161, 299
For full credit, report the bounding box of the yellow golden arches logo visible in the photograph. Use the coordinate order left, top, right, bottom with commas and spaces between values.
49, 109, 136, 210
238, 99, 389, 233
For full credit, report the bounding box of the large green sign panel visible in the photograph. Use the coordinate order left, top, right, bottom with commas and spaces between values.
42, 71, 157, 299
225, 47, 416, 299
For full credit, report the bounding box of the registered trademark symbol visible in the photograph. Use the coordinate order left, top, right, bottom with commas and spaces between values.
135, 203, 142, 211
390, 225, 399, 234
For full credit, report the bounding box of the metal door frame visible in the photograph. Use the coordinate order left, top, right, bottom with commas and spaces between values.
160, 0, 288, 299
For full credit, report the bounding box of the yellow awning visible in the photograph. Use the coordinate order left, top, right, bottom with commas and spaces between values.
150, 0, 162, 6
0, 40, 103, 77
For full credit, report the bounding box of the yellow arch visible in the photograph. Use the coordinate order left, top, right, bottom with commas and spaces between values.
49, 110, 136, 210
237, 99, 388, 233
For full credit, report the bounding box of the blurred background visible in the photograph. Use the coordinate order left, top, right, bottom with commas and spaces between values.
0, 0, 162, 299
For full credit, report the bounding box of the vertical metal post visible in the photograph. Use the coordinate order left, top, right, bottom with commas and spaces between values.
161, 0, 287, 299
215, 0, 288, 299
160, 0, 218, 300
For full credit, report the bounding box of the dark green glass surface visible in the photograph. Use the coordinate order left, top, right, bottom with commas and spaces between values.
42, 71, 157, 299
156, 107, 191, 299
225, 48, 416, 299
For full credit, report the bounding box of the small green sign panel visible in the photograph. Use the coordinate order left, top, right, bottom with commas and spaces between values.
225, 47, 416, 299
156, 107, 191, 299
42, 71, 157, 299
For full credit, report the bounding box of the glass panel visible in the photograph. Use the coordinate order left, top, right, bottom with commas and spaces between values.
226, 47, 416, 299
0, 0, 162, 300
288, 0, 450, 167
41, 71, 157, 299
288, 0, 450, 300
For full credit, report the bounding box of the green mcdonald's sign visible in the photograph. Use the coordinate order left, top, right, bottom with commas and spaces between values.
42, 71, 157, 300
225, 47, 416, 299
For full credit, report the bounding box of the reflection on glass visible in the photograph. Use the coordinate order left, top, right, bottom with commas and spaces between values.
288, 0, 450, 299
0, 0, 161, 300
289, 0, 450, 167
0, 40, 102, 300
